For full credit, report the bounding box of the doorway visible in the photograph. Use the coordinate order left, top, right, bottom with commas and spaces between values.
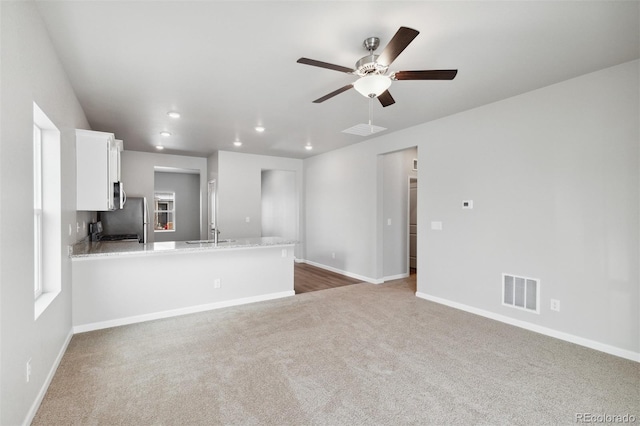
409, 177, 418, 274
153, 169, 200, 242
380, 147, 417, 281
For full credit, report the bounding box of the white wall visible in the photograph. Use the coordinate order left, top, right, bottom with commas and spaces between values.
120, 151, 207, 243
261, 170, 297, 241
207, 150, 218, 182
216, 151, 303, 257
418, 60, 639, 357
0, 2, 91, 424
304, 60, 639, 358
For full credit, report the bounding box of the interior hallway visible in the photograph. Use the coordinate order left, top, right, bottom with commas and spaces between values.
294, 263, 417, 294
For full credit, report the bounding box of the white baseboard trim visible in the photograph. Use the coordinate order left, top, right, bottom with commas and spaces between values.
416, 292, 640, 363
298, 259, 382, 284
383, 272, 410, 282
23, 328, 74, 426
73, 291, 295, 334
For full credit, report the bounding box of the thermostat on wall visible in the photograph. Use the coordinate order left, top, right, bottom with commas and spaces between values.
462, 200, 473, 209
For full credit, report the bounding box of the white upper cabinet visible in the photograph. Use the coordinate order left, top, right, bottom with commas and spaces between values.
76, 129, 122, 211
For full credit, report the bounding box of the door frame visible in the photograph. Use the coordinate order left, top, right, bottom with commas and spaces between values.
207, 179, 216, 240
407, 176, 418, 274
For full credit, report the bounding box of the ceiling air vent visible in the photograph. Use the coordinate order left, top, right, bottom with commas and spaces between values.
342, 123, 387, 136
502, 273, 539, 313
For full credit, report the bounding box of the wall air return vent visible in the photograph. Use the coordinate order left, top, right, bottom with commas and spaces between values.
502, 274, 539, 313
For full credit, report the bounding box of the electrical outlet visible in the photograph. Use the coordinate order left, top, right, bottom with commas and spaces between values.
550, 299, 560, 312
387, 218, 392, 226
26, 359, 32, 383
214, 278, 221, 289
331, 252, 336, 259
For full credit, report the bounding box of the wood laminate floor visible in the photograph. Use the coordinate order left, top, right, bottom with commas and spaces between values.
294, 263, 417, 294
385, 268, 417, 293
294, 263, 362, 294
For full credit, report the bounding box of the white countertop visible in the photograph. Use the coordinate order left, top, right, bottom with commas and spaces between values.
71, 236, 297, 259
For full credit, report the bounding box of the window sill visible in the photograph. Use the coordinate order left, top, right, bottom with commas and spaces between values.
35, 290, 60, 320
154, 229, 175, 233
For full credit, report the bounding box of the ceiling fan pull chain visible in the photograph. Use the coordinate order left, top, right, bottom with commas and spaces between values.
368, 97, 374, 131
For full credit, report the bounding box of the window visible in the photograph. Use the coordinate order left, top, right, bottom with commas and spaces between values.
154, 192, 175, 231
33, 124, 43, 298
33, 103, 62, 319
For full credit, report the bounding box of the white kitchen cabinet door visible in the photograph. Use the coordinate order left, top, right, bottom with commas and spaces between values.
76, 129, 121, 211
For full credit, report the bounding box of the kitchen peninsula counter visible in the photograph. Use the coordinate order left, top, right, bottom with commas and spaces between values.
71, 237, 296, 333
71, 236, 297, 258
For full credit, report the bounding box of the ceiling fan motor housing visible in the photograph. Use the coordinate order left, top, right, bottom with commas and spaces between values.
355, 55, 388, 76
363, 36, 380, 52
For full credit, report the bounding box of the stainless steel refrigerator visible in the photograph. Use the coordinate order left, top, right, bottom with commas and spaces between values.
98, 197, 149, 243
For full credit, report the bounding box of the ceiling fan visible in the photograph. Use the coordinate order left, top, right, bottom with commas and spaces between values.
297, 27, 457, 107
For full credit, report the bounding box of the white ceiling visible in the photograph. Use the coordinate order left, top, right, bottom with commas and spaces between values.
36, 1, 639, 159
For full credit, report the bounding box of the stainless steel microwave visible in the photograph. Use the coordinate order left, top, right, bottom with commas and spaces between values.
113, 181, 126, 210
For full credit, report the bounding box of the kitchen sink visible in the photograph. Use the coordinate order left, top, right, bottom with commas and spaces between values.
185, 239, 235, 244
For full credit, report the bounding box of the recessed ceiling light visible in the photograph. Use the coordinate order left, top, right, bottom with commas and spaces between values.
160, 131, 171, 137
255, 126, 265, 133
167, 111, 181, 119
305, 144, 313, 150
233, 141, 242, 147
156, 145, 165, 150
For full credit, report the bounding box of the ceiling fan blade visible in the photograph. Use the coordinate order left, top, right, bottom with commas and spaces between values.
297, 58, 354, 74
377, 27, 420, 67
377, 90, 395, 107
393, 70, 458, 80
313, 84, 354, 103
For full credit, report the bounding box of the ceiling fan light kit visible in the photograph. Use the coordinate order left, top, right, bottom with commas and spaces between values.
353, 74, 392, 98
297, 26, 457, 107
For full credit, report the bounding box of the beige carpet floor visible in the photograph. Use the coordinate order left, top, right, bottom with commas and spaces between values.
34, 281, 639, 425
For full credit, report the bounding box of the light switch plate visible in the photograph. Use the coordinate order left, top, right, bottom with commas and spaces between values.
431, 221, 443, 231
